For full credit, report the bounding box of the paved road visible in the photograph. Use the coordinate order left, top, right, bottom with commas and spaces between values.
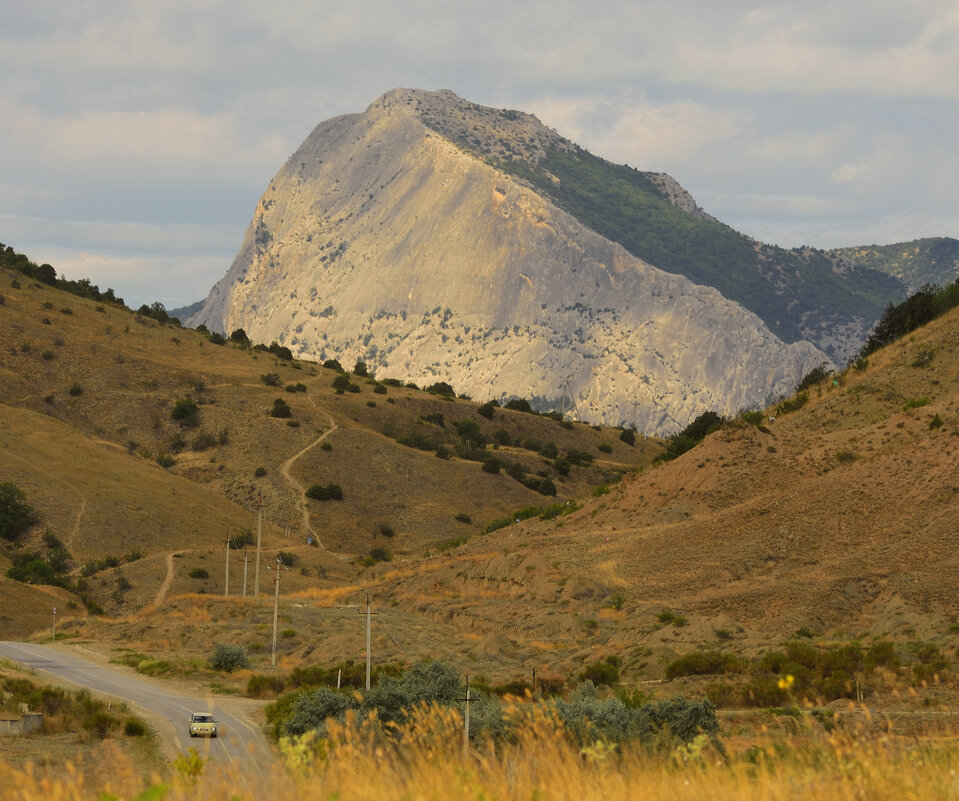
0, 642, 276, 783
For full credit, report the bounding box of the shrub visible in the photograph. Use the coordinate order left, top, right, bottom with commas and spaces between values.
124, 717, 148, 737
477, 400, 498, 420
776, 391, 809, 416
598, 443, 612, 453
68, 382, 83, 397
286, 382, 307, 393
796, 362, 833, 392
619, 428, 636, 445
209, 642, 251, 673
0, 482, 39, 541
374, 522, 395, 539
276, 551, 299, 567
323, 358, 345, 372
170, 397, 199, 427
353, 360, 369, 377
426, 381, 456, 397
254, 466, 267, 477
930, 413, 944, 429
230, 328, 251, 346
578, 656, 620, 686
270, 398, 292, 418
332, 373, 352, 392
261, 373, 282, 386
366, 547, 392, 564
41, 349, 55, 359
665, 651, 747, 679
157, 453, 175, 468
373, 383, 387, 394
434, 445, 451, 459
481, 457, 501, 474
454, 513, 472, 524
192, 430, 217, 451
306, 483, 343, 501
189, 568, 209, 579
902, 397, 930, 411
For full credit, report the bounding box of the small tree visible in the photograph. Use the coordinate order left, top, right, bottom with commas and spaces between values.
209, 643, 250, 673
170, 397, 199, 427
270, 398, 292, 418
0, 483, 39, 541
353, 360, 369, 377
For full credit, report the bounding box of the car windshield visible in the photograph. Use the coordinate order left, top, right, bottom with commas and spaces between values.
193, 715, 213, 722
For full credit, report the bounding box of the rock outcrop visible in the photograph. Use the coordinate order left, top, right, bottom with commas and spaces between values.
190, 89, 827, 432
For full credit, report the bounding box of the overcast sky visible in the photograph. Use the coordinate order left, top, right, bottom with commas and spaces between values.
2, 1, 957, 308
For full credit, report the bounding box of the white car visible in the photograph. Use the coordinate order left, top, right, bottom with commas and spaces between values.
188, 712, 218, 738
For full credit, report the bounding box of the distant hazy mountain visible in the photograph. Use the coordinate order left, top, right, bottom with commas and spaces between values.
188, 89, 904, 432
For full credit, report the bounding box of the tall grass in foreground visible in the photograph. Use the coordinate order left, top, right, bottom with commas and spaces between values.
3, 705, 959, 801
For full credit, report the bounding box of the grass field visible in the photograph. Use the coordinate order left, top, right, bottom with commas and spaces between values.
4, 706, 959, 801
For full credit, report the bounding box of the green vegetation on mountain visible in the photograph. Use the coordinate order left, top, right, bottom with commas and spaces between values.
488, 146, 903, 345
859, 278, 959, 358
831, 237, 959, 291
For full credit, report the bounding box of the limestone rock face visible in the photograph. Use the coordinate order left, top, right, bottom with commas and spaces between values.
190, 89, 827, 432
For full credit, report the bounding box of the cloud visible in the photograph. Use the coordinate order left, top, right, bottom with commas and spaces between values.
528, 95, 743, 169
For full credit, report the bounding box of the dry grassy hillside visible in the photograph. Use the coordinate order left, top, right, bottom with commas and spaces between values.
0, 266, 655, 635
4, 263, 958, 710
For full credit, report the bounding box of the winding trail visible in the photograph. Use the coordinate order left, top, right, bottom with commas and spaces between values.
148, 551, 180, 611
279, 402, 338, 550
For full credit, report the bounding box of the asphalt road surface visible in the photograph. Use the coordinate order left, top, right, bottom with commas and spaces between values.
0, 641, 276, 783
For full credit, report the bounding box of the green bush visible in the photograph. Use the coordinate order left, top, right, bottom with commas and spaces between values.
188, 568, 209, 579
619, 428, 636, 446
270, 398, 292, 418
254, 466, 267, 477
209, 642, 250, 673
902, 397, 930, 411
261, 373, 282, 386
477, 400, 497, 420
776, 391, 809, 416
124, 717, 148, 737
578, 655, 621, 686
454, 513, 472, 524
0, 482, 39, 541
306, 483, 343, 501
665, 651, 747, 679
170, 397, 199, 427
157, 453, 175, 468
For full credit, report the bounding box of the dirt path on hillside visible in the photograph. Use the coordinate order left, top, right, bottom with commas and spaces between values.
146, 552, 180, 611
280, 403, 338, 551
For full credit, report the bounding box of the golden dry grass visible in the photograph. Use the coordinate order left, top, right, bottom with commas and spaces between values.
3, 707, 959, 801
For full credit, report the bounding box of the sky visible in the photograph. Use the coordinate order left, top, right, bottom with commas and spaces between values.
2, 1, 957, 309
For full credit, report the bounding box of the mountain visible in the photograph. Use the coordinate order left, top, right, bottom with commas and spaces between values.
189, 88, 835, 434
829, 237, 959, 293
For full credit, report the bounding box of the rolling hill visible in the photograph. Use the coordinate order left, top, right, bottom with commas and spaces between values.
4, 256, 959, 695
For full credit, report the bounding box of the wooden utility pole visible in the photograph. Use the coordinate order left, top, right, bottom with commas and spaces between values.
270, 556, 288, 667
239, 548, 253, 596
357, 595, 380, 690
254, 494, 264, 597
463, 676, 471, 758
223, 532, 231, 597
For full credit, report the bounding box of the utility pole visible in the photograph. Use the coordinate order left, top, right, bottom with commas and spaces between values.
357, 595, 380, 690
53, 606, 57, 640
269, 556, 289, 667
239, 548, 253, 596
463, 675, 471, 759
254, 494, 265, 597
223, 532, 231, 597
